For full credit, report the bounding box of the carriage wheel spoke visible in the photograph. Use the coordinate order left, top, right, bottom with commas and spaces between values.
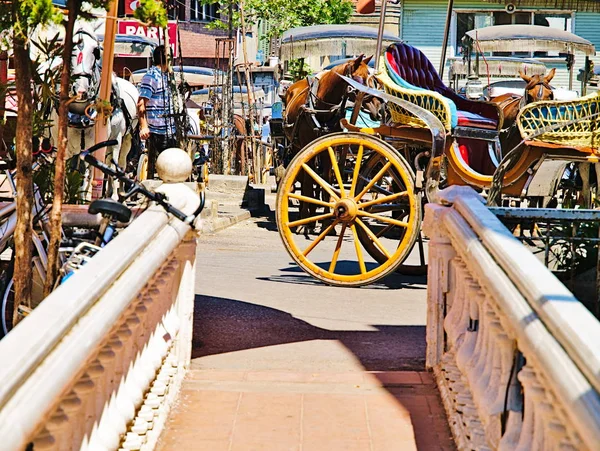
369, 204, 406, 213
349, 144, 364, 197
301, 163, 340, 201
328, 146, 345, 197
375, 223, 395, 238
288, 212, 334, 228
329, 223, 347, 273
358, 191, 408, 209
288, 192, 334, 208
389, 169, 405, 191
357, 210, 409, 228
355, 161, 392, 201
351, 224, 367, 274
303, 220, 339, 257
355, 218, 392, 260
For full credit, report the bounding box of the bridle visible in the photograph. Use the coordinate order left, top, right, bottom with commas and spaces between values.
71, 28, 101, 108
525, 77, 553, 104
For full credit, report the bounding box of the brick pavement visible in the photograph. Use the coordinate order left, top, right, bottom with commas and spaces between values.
157, 369, 455, 451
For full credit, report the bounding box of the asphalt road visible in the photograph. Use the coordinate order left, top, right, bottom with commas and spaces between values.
191, 203, 429, 373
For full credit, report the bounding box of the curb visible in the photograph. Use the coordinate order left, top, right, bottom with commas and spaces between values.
198, 210, 252, 234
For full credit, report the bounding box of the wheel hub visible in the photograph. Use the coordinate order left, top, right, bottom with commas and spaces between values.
334, 198, 358, 222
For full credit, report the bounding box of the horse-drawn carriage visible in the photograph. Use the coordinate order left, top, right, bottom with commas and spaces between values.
274, 25, 599, 287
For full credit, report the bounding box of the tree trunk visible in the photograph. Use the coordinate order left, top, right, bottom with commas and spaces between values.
43, 1, 79, 296
12, 34, 34, 324
0, 50, 8, 158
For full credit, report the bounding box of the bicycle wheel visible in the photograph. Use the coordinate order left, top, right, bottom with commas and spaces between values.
1, 278, 14, 338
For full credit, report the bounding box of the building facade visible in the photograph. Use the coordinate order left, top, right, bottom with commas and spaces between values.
398, 0, 600, 89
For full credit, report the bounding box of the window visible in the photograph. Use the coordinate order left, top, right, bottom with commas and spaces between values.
190, 1, 220, 22
455, 10, 573, 57
166, 0, 186, 20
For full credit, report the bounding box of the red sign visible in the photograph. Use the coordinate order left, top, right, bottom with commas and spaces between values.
118, 20, 178, 57
124, 0, 139, 15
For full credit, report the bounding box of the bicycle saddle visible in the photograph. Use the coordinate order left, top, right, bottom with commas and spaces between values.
88, 199, 132, 223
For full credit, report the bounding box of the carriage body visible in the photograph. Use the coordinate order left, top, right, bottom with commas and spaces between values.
275, 32, 599, 287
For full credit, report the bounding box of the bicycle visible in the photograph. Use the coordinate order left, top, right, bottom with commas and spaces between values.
0, 154, 58, 337
57, 139, 205, 282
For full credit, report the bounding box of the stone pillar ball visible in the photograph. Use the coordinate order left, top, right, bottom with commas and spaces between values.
156, 148, 193, 183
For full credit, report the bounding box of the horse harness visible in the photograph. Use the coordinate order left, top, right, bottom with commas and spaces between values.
301, 75, 349, 133
286, 64, 368, 145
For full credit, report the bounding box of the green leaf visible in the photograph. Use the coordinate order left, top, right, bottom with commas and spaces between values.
134, 0, 168, 28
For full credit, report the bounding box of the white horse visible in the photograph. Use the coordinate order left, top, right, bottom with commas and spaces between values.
40, 22, 139, 194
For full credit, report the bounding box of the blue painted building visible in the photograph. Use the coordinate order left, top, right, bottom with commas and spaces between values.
396, 0, 600, 89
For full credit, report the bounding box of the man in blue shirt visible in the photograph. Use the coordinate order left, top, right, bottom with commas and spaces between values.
137, 45, 177, 178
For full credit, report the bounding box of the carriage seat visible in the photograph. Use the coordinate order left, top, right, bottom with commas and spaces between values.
383, 43, 500, 131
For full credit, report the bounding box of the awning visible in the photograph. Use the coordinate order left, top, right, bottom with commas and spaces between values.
97, 34, 156, 58
280, 24, 402, 61
481, 0, 600, 13
448, 56, 548, 77
464, 25, 596, 56
130, 66, 222, 86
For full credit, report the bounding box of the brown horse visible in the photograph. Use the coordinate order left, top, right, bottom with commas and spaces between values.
283, 55, 375, 151
491, 68, 556, 133
491, 68, 597, 206
282, 55, 376, 228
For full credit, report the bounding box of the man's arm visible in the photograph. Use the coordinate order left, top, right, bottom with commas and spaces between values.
137, 97, 150, 140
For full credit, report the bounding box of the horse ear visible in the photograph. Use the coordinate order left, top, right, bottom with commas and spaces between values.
545, 68, 556, 83
363, 55, 373, 65
519, 70, 532, 83
353, 54, 365, 70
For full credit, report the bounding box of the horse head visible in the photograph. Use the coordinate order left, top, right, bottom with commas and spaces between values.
70, 23, 102, 115
332, 54, 382, 121
520, 68, 555, 104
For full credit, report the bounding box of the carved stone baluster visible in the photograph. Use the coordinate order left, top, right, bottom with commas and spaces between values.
456, 288, 483, 374
116, 322, 136, 433
498, 352, 524, 451
465, 295, 489, 380
32, 427, 55, 450
87, 360, 105, 432
481, 330, 514, 447
97, 346, 117, 401
72, 373, 95, 446
456, 277, 478, 351
444, 260, 467, 348
515, 366, 536, 451
424, 204, 456, 368
470, 308, 496, 406
59, 391, 83, 449
43, 408, 68, 450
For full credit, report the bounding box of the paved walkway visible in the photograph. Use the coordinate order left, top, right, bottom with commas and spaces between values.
158, 369, 452, 450
157, 208, 454, 451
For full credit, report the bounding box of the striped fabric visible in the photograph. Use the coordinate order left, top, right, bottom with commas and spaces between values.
138, 66, 175, 136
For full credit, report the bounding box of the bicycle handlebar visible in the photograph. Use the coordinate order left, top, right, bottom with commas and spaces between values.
80, 143, 203, 229
81, 140, 119, 156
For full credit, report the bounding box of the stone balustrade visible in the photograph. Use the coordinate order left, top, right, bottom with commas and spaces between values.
424, 186, 600, 451
0, 151, 200, 450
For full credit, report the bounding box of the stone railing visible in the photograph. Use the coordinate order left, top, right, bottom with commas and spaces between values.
0, 170, 199, 450
424, 186, 600, 451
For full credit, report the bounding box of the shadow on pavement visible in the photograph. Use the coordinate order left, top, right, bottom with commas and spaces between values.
257, 262, 426, 290
191, 296, 425, 371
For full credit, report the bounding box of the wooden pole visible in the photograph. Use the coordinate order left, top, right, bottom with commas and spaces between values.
374, 0, 389, 73
0, 51, 7, 157
92, 0, 118, 199
239, 1, 257, 180
439, 0, 454, 80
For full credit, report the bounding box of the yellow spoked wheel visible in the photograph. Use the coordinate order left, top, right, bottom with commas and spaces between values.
276, 132, 421, 287
137, 153, 148, 181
